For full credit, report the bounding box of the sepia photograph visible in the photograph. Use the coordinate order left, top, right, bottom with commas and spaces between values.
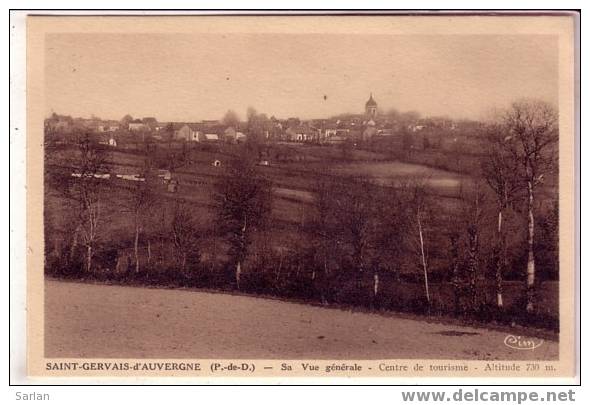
19, 12, 577, 380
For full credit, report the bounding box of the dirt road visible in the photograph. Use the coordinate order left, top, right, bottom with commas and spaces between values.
44, 280, 557, 360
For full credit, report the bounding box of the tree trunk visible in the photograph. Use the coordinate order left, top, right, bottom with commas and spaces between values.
526, 180, 536, 313
69, 224, 81, 263
147, 239, 151, 266
86, 245, 92, 273
275, 254, 283, 284
86, 201, 99, 273
450, 234, 460, 314
355, 239, 365, 293
496, 209, 505, 308
236, 260, 242, 290
236, 217, 246, 290
52, 237, 61, 259
210, 239, 216, 272
373, 272, 379, 297
417, 214, 430, 304
467, 225, 479, 312
134, 221, 140, 273
322, 256, 329, 305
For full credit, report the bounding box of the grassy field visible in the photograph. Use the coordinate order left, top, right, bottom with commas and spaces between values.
45, 142, 464, 253
331, 161, 464, 197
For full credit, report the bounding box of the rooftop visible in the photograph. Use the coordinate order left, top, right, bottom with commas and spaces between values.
365, 93, 377, 108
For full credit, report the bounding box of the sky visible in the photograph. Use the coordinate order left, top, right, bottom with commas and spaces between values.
45, 33, 558, 122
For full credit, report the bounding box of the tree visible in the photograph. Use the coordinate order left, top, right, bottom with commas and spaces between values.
331, 176, 380, 297
399, 111, 421, 126
403, 178, 433, 305
459, 180, 487, 312
401, 126, 413, 151
124, 166, 155, 273
69, 133, 111, 273
374, 183, 409, 298
214, 153, 272, 289
170, 201, 201, 271
502, 100, 558, 312
384, 108, 400, 122
536, 199, 559, 281
482, 124, 522, 308
166, 144, 189, 173
164, 122, 175, 144
310, 168, 338, 302
448, 229, 462, 313
245, 107, 272, 154
222, 110, 240, 128
340, 138, 354, 160
121, 114, 133, 128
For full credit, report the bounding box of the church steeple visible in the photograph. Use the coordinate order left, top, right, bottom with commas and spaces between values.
365, 93, 377, 118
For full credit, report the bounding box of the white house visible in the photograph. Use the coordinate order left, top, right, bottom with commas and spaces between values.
175, 124, 201, 142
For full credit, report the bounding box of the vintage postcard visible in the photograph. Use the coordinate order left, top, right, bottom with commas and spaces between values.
22, 12, 577, 381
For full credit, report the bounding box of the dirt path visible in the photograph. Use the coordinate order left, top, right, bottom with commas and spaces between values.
44, 280, 558, 360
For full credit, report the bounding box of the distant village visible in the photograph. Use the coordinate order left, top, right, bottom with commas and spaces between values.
44, 94, 485, 155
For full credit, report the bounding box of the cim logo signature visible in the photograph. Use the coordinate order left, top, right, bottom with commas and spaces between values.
503, 335, 544, 350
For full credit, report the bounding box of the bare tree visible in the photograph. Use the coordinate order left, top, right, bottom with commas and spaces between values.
170, 201, 200, 271
448, 230, 462, 313
125, 174, 155, 273
482, 125, 522, 308
459, 180, 486, 312
309, 169, 337, 302
214, 152, 272, 289
502, 100, 558, 312
246, 107, 270, 154
375, 182, 409, 295
331, 176, 380, 296
403, 178, 432, 305
69, 133, 110, 273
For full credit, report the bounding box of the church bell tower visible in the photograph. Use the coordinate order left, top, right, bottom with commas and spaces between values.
365, 93, 377, 119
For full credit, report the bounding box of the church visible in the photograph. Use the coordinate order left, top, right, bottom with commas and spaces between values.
365, 93, 378, 119
362, 93, 378, 141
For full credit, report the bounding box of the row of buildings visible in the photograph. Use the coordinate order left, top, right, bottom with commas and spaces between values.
46, 94, 481, 151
